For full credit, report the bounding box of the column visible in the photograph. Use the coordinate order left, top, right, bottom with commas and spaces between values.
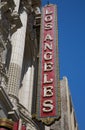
19, 67, 32, 110
19, 65, 34, 115
28, 65, 34, 113
8, 10, 27, 108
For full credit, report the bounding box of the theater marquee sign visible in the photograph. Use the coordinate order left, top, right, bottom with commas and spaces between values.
36, 4, 61, 125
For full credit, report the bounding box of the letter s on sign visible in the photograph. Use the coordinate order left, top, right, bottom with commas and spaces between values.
43, 100, 54, 112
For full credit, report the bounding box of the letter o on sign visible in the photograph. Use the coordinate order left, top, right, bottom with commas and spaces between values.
45, 15, 53, 22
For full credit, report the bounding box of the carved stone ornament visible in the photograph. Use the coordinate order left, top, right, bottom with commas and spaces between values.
0, 0, 15, 13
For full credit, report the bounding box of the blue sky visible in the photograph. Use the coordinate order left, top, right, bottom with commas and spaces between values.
42, 0, 85, 129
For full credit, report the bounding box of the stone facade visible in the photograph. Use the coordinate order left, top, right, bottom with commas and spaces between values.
0, 0, 41, 129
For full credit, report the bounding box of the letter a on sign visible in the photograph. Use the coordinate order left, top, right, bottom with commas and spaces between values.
36, 4, 61, 125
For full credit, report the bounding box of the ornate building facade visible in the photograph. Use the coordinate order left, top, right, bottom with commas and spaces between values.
0, 0, 41, 129
0, 1, 78, 130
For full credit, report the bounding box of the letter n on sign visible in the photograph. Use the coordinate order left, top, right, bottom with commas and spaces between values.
36, 4, 61, 125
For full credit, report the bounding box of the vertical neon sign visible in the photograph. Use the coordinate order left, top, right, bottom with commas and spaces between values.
36, 4, 61, 125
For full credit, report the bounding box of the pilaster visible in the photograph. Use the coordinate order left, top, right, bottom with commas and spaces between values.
19, 65, 34, 114
0, 0, 22, 94
8, 10, 28, 109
